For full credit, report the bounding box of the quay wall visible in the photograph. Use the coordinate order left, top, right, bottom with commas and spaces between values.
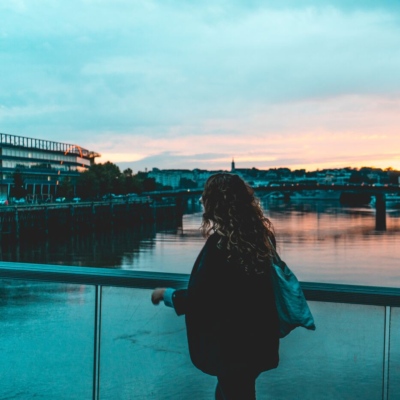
0, 200, 181, 240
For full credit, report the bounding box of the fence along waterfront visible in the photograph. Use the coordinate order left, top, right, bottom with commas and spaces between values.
0, 199, 181, 240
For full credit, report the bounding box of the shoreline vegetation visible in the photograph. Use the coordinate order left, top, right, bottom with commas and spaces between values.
77, 163, 400, 197
9, 162, 400, 206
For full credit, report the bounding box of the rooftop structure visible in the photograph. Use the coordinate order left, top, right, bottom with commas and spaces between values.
0, 132, 100, 201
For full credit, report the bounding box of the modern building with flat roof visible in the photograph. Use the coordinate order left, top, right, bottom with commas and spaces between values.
0, 132, 100, 201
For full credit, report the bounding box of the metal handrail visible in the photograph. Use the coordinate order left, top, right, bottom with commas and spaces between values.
1, 261, 400, 307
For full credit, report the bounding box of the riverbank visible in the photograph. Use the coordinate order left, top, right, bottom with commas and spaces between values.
0, 200, 182, 241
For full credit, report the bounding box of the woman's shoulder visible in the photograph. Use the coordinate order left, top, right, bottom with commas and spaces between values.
202, 233, 228, 261
205, 232, 227, 250
206, 232, 220, 242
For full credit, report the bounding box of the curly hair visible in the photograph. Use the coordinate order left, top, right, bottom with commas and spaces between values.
201, 173, 275, 274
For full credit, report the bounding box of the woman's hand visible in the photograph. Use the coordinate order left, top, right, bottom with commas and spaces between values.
151, 288, 166, 305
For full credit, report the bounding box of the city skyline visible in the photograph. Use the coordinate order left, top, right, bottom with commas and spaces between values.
1, 1, 400, 172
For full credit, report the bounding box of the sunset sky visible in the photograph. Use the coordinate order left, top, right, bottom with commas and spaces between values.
1, 0, 400, 172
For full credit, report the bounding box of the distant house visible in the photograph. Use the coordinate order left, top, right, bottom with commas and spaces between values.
148, 168, 226, 189
147, 162, 364, 192
148, 169, 195, 189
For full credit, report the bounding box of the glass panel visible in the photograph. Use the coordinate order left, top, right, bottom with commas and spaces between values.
389, 307, 400, 400
100, 290, 386, 399
0, 279, 95, 399
262, 301, 385, 400
100, 287, 215, 399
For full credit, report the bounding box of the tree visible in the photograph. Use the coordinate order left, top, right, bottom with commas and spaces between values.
136, 172, 156, 192
58, 177, 74, 198
121, 168, 142, 194
76, 163, 168, 199
142, 177, 156, 192
91, 162, 122, 195
77, 169, 99, 199
123, 168, 133, 177
78, 162, 122, 197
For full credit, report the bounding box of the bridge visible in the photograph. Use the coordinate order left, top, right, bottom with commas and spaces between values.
144, 183, 400, 197
144, 183, 400, 231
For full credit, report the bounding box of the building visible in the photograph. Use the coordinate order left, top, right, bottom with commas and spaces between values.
0, 132, 100, 201
148, 169, 194, 189
148, 168, 223, 190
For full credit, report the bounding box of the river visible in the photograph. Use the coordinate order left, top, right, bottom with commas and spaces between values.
1, 197, 400, 399
2, 197, 399, 286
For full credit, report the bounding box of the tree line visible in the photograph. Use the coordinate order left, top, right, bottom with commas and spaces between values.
10, 162, 170, 201
10, 162, 400, 201
75, 162, 162, 199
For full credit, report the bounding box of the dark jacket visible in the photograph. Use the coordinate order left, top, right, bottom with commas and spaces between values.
172, 233, 280, 376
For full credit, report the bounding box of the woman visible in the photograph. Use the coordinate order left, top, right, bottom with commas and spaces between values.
151, 173, 280, 400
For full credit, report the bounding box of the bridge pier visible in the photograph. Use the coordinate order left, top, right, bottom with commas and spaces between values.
375, 194, 386, 231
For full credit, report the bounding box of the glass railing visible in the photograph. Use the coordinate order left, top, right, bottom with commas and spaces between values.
1, 262, 399, 400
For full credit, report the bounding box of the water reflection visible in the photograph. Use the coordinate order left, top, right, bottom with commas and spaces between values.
264, 199, 400, 287
0, 222, 165, 267
0, 197, 399, 286
0, 279, 95, 399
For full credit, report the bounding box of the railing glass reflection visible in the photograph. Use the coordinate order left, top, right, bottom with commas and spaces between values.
390, 307, 400, 399
0, 279, 94, 399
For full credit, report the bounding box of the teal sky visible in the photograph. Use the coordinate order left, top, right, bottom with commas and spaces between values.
1, 0, 400, 172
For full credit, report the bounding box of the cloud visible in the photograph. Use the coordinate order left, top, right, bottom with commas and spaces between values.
116, 151, 230, 173
89, 93, 400, 172
1, 1, 400, 171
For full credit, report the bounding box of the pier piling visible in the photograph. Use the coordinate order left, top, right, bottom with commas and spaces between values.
375, 193, 387, 231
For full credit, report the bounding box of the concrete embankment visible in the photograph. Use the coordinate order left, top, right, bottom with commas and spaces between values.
0, 200, 181, 240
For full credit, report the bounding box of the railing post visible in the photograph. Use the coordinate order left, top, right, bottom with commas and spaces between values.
91, 202, 96, 230
93, 285, 102, 400
14, 207, 20, 240
70, 205, 75, 234
44, 205, 49, 236
383, 306, 391, 400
